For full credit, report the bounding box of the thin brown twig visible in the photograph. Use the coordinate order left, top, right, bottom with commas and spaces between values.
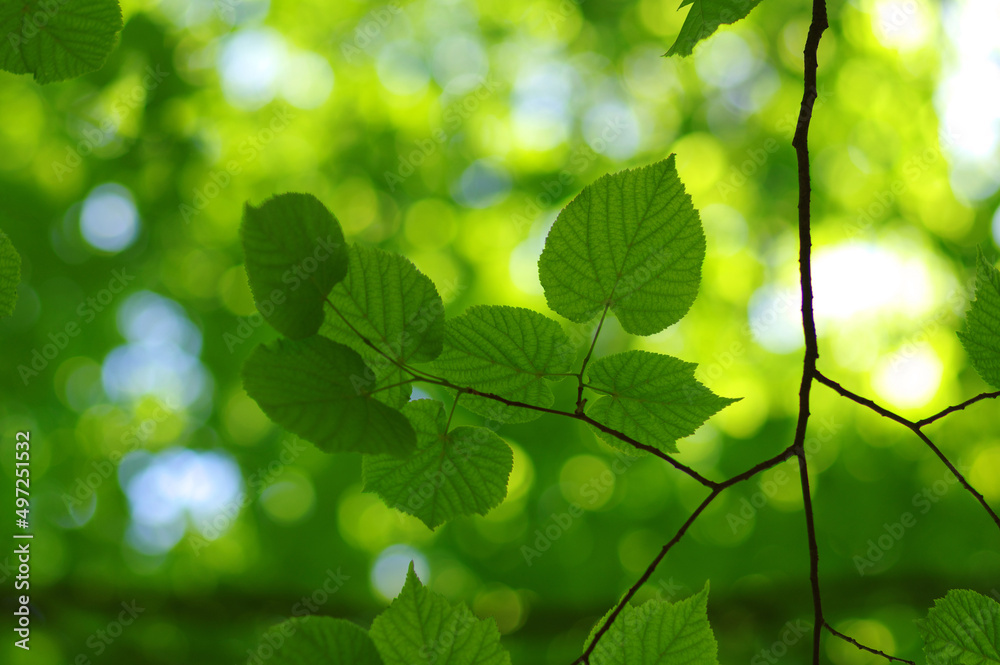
815, 371, 1000, 530
573, 490, 720, 664
824, 622, 916, 665
915, 390, 1000, 428
573, 443, 799, 664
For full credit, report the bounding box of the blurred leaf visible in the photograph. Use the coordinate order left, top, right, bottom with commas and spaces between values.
957, 251, 1000, 389
665, 0, 764, 57
369, 562, 510, 665
242, 193, 348, 339
260, 616, 383, 665
321, 245, 444, 408
586, 351, 738, 454
243, 336, 415, 456
432, 305, 574, 424
363, 400, 513, 529
0, 0, 123, 83
538, 156, 705, 336
0, 229, 20, 317
916, 589, 1000, 665
587, 582, 718, 665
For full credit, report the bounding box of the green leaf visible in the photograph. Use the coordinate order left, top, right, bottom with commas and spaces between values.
538, 156, 705, 336
0, 0, 123, 84
0, 229, 21, 317
586, 351, 737, 454
916, 589, 1000, 665
257, 616, 383, 665
587, 582, 718, 665
369, 562, 510, 665
242, 336, 415, 456
242, 193, 349, 339
363, 400, 513, 529
957, 251, 1000, 390
321, 245, 444, 407
665, 0, 765, 57
432, 305, 574, 424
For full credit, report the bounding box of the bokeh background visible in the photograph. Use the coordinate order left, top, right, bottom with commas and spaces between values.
2, 0, 1000, 663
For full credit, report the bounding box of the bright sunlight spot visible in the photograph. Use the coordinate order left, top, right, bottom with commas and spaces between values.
217, 29, 288, 110
80, 183, 139, 253
872, 344, 943, 409
870, 0, 933, 50
371, 545, 430, 601
120, 448, 243, 554
813, 243, 935, 323
936, 0, 1000, 200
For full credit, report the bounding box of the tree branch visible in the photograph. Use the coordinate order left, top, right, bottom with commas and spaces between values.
416, 376, 719, 488
815, 371, 1000, 530
572, 444, 798, 663
915, 390, 1000, 428
814, 372, 912, 427
823, 622, 915, 665
574, 489, 720, 664
791, 0, 829, 660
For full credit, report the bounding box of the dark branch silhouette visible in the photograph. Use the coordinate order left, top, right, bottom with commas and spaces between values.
916, 390, 1000, 428
790, 0, 829, 659
816, 371, 1000, 530
824, 623, 916, 665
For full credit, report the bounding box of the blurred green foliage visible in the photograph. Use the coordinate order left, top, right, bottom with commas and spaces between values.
2, 0, 999, 663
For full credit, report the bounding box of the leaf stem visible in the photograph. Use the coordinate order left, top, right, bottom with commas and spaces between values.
318, 289, 447, 385
368, 379, 417, 396
445, 391, 461, 430
577, 305, 610, 414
